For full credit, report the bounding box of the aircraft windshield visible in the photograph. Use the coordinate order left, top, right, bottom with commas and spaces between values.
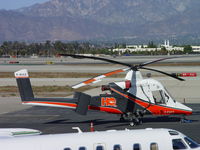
152, 90, 165, 104
164, 87, 175, 102
172, 139, 187, 149
184, 137, 199, 148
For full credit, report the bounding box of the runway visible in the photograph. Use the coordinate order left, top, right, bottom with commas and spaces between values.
1, 55, 200, 66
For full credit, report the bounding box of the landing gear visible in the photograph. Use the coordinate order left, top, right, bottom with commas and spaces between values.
120, 110, 145, 126
129, 117, 142, 126
129, 121, 135, 127
127, 111, 144, 126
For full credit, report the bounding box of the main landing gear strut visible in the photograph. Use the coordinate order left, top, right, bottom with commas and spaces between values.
120, 111, 144, 126
129, 114, 143, 126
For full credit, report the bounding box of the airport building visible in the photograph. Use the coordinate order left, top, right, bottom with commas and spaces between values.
112, 40, 185, 54
112, 47, 161, 54
192, 46, 200, 52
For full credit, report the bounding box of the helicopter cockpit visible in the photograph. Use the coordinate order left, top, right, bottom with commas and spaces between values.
152, 90, 166, 104
142, 79, 175, 105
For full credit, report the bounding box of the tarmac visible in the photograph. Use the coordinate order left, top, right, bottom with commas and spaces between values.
0, 98, 199, 143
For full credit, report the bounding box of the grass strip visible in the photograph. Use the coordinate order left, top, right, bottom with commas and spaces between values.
0, 85, 98, 93
0, 72, 125, 78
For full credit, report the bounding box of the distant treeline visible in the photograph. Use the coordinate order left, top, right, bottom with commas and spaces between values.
0, 40, 194, 57
0, 41, 114, 57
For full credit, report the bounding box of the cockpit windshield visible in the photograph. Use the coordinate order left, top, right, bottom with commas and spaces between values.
152, 89, 173, 104
184, 137, 199, 148
172, 137, 199, 150
172, 139, 187, 149
164, 87, 175, 102
152, 90, 165, 104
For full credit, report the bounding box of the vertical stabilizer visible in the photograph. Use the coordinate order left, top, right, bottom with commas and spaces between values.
14, 69, 34, 101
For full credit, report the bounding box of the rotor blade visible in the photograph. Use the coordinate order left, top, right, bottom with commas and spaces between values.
72, 68, 130, 89
140, 66, 185, 81
139, 56, 180, 67
59, 54, 132, 67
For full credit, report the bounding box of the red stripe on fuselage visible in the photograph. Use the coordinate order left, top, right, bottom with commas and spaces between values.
110, 88, 192, 116
23, 101, 77, 108
88, 106, 122, 114
23, 101, 123, 114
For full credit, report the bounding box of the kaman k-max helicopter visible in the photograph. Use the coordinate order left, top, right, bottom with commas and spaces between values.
15, 55, 192, 126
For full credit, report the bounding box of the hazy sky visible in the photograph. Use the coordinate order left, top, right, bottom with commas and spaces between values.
0, 0, 49, 10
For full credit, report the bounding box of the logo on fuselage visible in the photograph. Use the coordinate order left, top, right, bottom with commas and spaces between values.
101, 97, 117, 107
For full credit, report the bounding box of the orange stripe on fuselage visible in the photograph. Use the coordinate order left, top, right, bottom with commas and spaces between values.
110, 88, 192, 116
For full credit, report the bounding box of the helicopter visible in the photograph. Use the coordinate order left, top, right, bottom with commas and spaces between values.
15, 55, 192, 126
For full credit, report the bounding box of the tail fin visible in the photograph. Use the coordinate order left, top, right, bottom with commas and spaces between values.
14, 69, 90, 115
14, 69, 34, 101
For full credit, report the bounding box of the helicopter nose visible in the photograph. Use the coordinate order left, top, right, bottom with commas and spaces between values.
176, 102, 193, 115
183, 104, 192, 115
185, 107, 193, 115
184, 104, 193, 112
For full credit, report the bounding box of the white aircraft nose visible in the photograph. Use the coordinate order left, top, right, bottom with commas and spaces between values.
176, 102, 193, 114
185, 105, 192, 112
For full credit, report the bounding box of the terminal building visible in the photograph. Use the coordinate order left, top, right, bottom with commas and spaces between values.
112, 40, 200, 54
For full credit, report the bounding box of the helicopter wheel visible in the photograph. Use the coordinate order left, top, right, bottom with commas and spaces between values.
129, 120, 141, 126
129, 117, 135, 126
129, 121, 135, 126
129, 118, 142, 126
129, 118, 135, 126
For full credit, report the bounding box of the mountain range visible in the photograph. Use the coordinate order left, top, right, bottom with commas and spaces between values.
0, 0, 200, 43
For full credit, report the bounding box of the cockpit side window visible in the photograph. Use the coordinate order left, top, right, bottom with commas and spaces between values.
152, 90, 165, 104
172, 139, 187, 149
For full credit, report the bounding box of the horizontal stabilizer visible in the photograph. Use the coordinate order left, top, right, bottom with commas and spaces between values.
75, 92, 91, 115
0, 128, 41, 138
